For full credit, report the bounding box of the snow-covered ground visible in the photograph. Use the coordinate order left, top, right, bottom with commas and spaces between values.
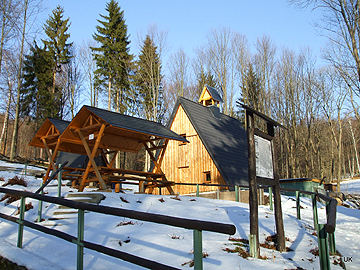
0, 160, 359, 270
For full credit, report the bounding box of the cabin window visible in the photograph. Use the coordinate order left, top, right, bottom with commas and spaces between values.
179, 134, 187, 145
204, 171, 211, 183
178, 134, 189, 168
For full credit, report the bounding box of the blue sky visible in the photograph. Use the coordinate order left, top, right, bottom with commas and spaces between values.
43, 0, 324, 62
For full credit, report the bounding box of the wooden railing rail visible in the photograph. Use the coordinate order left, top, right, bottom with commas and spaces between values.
0, 187, 236, 270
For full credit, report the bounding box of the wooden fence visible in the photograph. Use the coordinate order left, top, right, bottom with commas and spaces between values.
0, 187, 236, 270
173, 182, 338, 270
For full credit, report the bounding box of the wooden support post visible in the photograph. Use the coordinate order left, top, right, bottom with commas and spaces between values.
249, 234, 258, 258
115, 183, 120, 193
273, 182, 286, 252
216, 188, 220, 199
326, 201, 336, 254
196, 184, 199, 197
139, 181, 145, 193
193, 229, 203, 270
235, 185, 239, 202
246, 111, 260, 257
312, 194, 319, 230
259, 188, 263, 205
42, 139, 60, 183
268, 123, 285, 252
37, 185, 43, 223
317, 223, 331, 270
58, 164, 62, 198
77, 209, 84, 270
143, 140, 174, 195
296, 191, 301, 220
269, 187, 273, 211
78, 124, 107, 191
17, 196, 25, 248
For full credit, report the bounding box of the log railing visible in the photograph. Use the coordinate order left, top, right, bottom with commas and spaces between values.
173, 182, 337, 270
0, 187, 235, 270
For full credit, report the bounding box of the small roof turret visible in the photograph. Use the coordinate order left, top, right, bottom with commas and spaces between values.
198, 85, 223, 107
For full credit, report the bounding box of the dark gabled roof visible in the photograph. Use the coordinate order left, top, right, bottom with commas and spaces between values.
84, 106, 188, 142
48, 118, 70, 133
169, 97, 248, 187
205, 85, 224, 103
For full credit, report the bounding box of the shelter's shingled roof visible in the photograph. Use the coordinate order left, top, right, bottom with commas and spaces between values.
169, 97, 249, 187
48, 118, 70, 133
205, 85, 224, 103
84, 106, 188, 142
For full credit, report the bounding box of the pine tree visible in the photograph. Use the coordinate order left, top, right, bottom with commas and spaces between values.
135, 35, 163, 121
237, 63, 263, 124
21, 43, 55, 128
92, 0, 132, 112
196, 68, 217, 97
42, 5, 73, 118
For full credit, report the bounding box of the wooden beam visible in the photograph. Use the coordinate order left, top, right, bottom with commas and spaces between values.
268, 123, 286, 252
154, 139, 169, 174
40, 133, 60, 140
143, 142, 165, 175
78, 124, 107, 191
59, 137, 140, 153
143, 140, 174, 195
42, 139, 61, 183
76, 123, 102, 132
246, 110, 260, 257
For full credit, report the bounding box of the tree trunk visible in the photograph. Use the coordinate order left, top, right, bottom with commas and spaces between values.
108, 75, 112, 110
10, 0, 28, 161
349, 120, 360, 175
0, 83, 12, 154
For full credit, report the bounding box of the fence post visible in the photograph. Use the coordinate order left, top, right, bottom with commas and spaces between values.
317, 223, 331, 270
17, 196, 26, 248
58, 164, 62, 198
77, 209, 84, 270
196, 184, 199, 197
37, 185, 43, 222
24, 163, 27, 176
296, 191, 301, 220
326, 201, 336, 254
216, 189, 220, 200
235, 185, 239, 202
312, 194, 318, 230
193, 229, 203, 270
259, 188, 263, 205
269, 187, 273, 211
249, 234, 258, 258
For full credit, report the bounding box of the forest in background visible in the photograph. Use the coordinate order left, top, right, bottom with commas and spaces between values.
1, 0, 360, 187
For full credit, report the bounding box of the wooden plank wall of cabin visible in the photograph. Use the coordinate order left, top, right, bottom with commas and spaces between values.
160, 105, 226, 195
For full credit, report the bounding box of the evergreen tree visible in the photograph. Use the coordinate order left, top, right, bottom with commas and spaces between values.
20, 43, 55, 128
135, 35, 163, 121
42, 5, 73, 118
92, 0, 132, 112
196, 68, 217, 97
237, 63, 263, 124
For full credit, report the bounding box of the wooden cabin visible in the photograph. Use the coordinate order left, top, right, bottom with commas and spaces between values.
160, 85, 248, 195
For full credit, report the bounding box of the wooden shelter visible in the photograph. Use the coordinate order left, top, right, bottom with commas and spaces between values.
160, 85, 248, 195
30, 106, 188, 193
29, 118, 70, 183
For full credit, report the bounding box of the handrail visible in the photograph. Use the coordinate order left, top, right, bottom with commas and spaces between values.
172, 182, 337, 234
0, 187, 236, 269
0, 187, 235, 235
35, 161, 68, 194
280, 187, 337, 233
0, 211, 179, 270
